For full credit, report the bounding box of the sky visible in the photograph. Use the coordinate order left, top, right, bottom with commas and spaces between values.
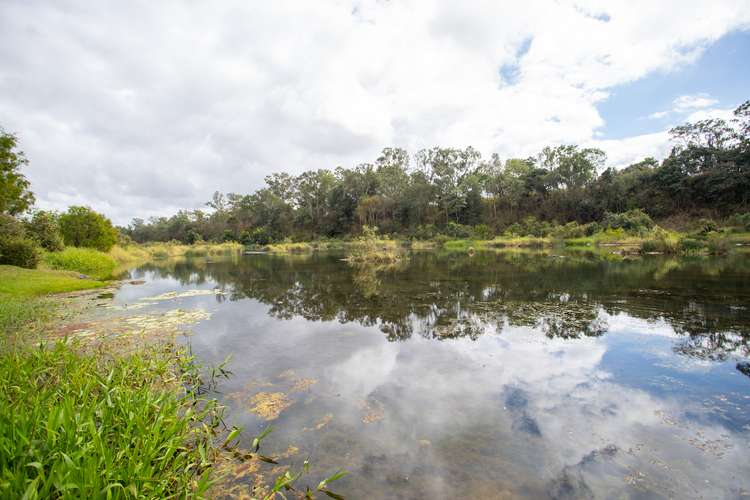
1, 0, 749, 225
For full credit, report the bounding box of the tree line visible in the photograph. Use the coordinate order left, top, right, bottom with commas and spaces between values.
123, 100, 750, 244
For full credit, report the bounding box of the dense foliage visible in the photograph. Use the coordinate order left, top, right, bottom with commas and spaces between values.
0, 130, 34, 216
123, 101, 750, 243
0, 343, 217, 498
59, 206, 119, 251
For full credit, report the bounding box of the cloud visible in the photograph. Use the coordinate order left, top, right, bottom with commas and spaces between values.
1, 1, 749, 223
673, 93, 720, 111
647, 93, 723, 120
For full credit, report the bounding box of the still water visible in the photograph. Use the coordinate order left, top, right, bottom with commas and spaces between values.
116, 250, 750, 499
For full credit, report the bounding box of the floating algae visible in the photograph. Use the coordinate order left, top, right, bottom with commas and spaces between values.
140, 289, 225, 302
248, 392, 293, 420
304, 413, 333, 431
123, 308, 212, 330
360, 398, 385, 424
290, 377, 317, 393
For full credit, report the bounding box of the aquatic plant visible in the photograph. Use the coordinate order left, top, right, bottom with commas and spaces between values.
0, 341, 222, 498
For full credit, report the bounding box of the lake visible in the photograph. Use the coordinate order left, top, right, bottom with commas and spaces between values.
114, 250, 750, 499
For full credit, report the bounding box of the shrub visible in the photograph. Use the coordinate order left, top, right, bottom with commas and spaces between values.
0, 213, 25, 240
186, 229, 202, 244
433, 234, 450, 247
552, 221, 586, 239
43, 247, 116, 279
0, 237, 39, 268
443, 222, 472, 239
697, 218, 718, 234
471, 224, 494, 240
679, 238, 705, 253
706, 235, 731, 255
241, 227, 273, 246
603, 209, 654, 235
584, 222, 601, 236
640, 236, 678, 254
412, 224, 437, 240
58, 206, 118, 251
25, 210, 64, 251
727, 213, 750, 231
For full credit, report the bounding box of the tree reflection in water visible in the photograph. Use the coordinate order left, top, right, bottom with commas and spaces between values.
130, 250, 750, 358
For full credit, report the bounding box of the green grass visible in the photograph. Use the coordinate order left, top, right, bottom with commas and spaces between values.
0, 342, 217, 499
43, 247, 117, 280
0, 265, 105, 298
0, 265, 106, 336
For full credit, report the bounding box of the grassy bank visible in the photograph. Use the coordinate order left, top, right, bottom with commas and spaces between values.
0, 265, 107, 336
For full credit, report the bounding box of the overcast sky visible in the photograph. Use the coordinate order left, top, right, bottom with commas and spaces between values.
1, 1, 749, 225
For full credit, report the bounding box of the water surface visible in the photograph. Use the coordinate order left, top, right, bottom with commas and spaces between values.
116, 251, 750, 499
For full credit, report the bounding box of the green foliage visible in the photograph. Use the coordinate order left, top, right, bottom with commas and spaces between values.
241, 227, 273, 246
0, 343, 217, 499
504, 216, 554, 237
106, 100, 750, 243
551, 221, 587, 239
43, 247, 116, 279
25, 210, 65, 251
411, 224, 437, 240
697, 218, 718, 234
640, 235, 679, 254
471, 224, 494, 240
0, 130, 34, 215
0, 237, 39, 268
706, 235, 731, 255
443, 221, 472, 239
679, 238, 705, 253
728, 212, 750, 231
59, 206, 118, 251
602, 209, 655, 235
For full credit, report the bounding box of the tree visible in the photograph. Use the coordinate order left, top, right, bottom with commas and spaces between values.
59, 206, 119, 251
25, 210, 65, 251
538, 145, 605, 191
0, 130, 34, 215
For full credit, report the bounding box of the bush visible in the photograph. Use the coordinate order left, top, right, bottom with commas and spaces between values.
697, 218, 718, 234
186, 229, 202, 244
433, 234, 450, 247
58, 206, 118, 251
241, 227, 273, 246
0, 237, 39, 268
25, 210, 65, 251
471, 224, 494, 240
706, 235, 731, 255
43, 247, 116, 279
727, 213, 750, 231
443, 222, 472, 239
603, 209, 654, 235
412, 224, 437, 240
584, 222, 601, 236
0, 214, 25, 240
640, 236, 678, 254
679, 238, 705, 253
552, 221, 586, 239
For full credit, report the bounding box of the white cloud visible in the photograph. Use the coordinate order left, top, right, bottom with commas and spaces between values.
673, 93, 720, 111
1, 0, 749, 223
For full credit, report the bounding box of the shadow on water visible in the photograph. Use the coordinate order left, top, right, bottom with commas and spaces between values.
123, 251, 750, 499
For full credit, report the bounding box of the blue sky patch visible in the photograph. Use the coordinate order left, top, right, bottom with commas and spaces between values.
596, 29, 750, 139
